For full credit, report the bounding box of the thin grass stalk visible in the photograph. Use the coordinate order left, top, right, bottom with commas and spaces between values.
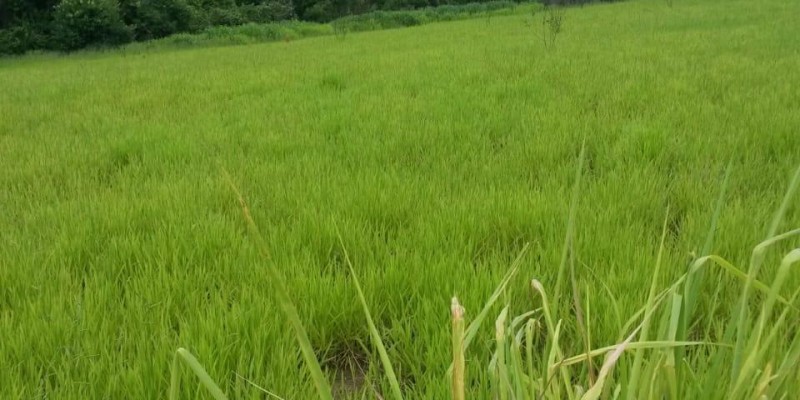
451, 297, 466, 400
510, 333, 527, 399
447, 245, 530, 376
678, 163, 731, 389
337, 232, 404, 400
544, 320, 564, 399
222, 168, 333, 400
525, 319, 536, 397
773, 303, 800, 392
732, 230, 800, 382
553, 140, 586, 307
569, 248, 594, 385
746, 289, 800, 388
584, 283, 594, 387
169, 348, 229, 400
663, 293, 683, 399
464, 244, 530, 351
496, 306, 510, 400
757, 249, 800, 339
532, 279, 573, 398
581, 328, 639, 400
689, 256, 794, 308
732, 266, 800, 398
732, 166, 800, 380
627, 209, 670, 399
235, 373, 286, 400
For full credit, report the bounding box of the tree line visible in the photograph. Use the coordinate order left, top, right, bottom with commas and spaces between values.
0, 0, 508, 53
0, 0, 606, 54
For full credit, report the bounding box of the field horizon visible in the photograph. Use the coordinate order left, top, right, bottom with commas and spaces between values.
2, 0, 799, 398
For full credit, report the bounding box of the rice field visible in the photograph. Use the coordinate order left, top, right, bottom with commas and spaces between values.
1, 0, 799, 398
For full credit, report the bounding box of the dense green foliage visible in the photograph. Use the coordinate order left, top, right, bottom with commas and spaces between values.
1, 0, 298, 53
116, 2, 521, 52
1, 0, 799, 398
0, 0, 616, 54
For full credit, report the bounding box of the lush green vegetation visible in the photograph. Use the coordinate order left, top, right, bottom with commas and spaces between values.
1, 0, 800, 398
0, 0, 572, 54
118, 2, 523, 53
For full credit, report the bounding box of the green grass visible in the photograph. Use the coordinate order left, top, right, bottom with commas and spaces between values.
1, 0, 800, 398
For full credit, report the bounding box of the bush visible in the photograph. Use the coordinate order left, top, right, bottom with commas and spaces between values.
239, 1, 296, 24
331, 1, 514, 33
207, 6, 246, 25
302, 0, 334, 22
120, 0, 202, 41
332, 10, 423, 32
0, 24, 48, 55
52, 0, 132, 50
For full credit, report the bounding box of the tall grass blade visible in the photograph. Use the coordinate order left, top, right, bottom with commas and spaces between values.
495, 306, 511, 400
525, 319, 536, 397
733, 228, 800, 381
463, 244, 530, 351
569, 248, 594, 385
532, 279, 573, 399
678, 163, 731, 388
627, 208, 670, 399
337, 232, 404, 400
689, 255, 794, 308
664, 293, 683, 399
222, 168, 333, 400
169, 348, 229, 400
753, 363, 774, 399
732, 252, 800, 397
509, 331, 527, 399
544, 320, 564, 399
766, 166, 800, 238
554, 140, 586, 306
581, 329, 638, 400
773, 296, 800, 392
234, 373, 286, 400
557, 340, 714, 368
733, 166, 800, 379
451, 297, 466, 400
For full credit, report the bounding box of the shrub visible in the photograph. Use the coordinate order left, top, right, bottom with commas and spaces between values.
239, 0, 296, 23
52, 0, 132, 50
207, 6, 246, 25
0, 24, 47, 55
302, 0, 334, 22
120, 0, 202, 40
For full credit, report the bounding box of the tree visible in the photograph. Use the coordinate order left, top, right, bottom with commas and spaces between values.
52, 0, 132, 50
119, 0, 201, 40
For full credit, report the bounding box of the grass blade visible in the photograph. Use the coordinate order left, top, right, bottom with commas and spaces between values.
463, 244, 530, 351
733, 166, 800, 379
222, 168, 333, 400
554, 140, 586, 306
337, 232, 404, 400
677, 163, 731, 390
558, 340, 715, 368
532, 279, 573, 399
766, 166, 800, 238
234, 373, 286, 400
690, 255, 795, 308
731, 250, 800, 397
525, 319, 537, 397
626, 208, 670, 399
581, 328, 638, 400
169, 348, 229, 400
451, 297, 466, 400
495, 306, 511, 400
569, 249, 594, 385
